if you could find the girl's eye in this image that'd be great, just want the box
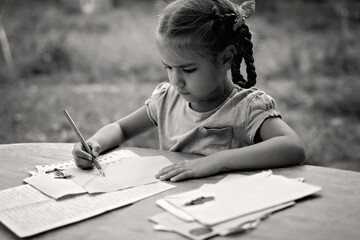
[183,68,196,73]
[164,65,172,70]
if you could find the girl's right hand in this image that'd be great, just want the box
[72,140,101,169]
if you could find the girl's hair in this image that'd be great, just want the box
[157,0,256,88]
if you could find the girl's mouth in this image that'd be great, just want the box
[178,90,189,95]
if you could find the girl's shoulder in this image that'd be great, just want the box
[231,87,279,112]
[146,82,179,106]
[232,87,274,101]
[150,82,172,96]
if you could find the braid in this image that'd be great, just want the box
[215,12,237,24]
[231,24,256,88]
[211,4,257,89]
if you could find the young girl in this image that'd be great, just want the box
[73,0,305,182]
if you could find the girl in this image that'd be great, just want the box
[73,0,305,182]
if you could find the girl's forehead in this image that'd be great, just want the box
[156,35,208,64]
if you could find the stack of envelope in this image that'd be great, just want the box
[150,171,322,240]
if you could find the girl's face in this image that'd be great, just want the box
[156,38,232,112]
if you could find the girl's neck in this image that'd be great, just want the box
[189,81,236,113]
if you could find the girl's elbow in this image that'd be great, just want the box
[291,138,306,165]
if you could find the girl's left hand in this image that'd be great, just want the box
[155,156,221,182]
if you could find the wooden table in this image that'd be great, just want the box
[0,143,359,240]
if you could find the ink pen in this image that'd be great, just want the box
[63,109,105,177]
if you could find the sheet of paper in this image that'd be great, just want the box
[216,173,248,184]
[213,201,295,235]
[150,211,216,240]
[164,172,321,226]
[0,185,50,212]
[156,198,195,222]
[24,174,86,199]
[35,149,139,172]
[150,201,295,240]
[66,156,171,193]
[0,182,175,238]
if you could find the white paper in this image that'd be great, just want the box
[215,173,248,184]
[24,174,86,199]
[164,172,321,226]
[27,154,171,198]
[150,211,215,240]
[35,149,139,172]
[66,156,171,193]
[0,182,175,238]
[150,201,295,240]
[214,201,295,235]
[156,199,195,222]
[0,185,50,212]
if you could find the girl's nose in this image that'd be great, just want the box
[170,69,185,88]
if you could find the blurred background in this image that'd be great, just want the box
[0,0,359,171]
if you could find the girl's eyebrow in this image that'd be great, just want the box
[161,60,195,68]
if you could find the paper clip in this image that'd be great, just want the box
[184,196,215,206]
[45,168,72,179]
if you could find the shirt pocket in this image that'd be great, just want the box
[198,126,233,155]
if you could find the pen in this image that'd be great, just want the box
[63,109,105,177]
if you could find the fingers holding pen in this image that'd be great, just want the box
[74,157,93,169]
[72,142,90,160]
[73,142,92,169]
[72,141,101,169]
[87,139,101,158]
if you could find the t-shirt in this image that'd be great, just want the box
[145,82,281,156]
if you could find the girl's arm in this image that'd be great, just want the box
[73,106,155,168]
[156,117,306,182]
[91,106,155,151]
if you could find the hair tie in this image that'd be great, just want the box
[233,0,255,31]
[233,17,245,31]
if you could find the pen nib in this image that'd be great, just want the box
[100,169,105,177]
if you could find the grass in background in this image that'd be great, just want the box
[0,0,359,171]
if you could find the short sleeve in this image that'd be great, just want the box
[144,82,170,126]
[245,91,281,144]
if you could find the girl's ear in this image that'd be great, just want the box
[220,45,237,69]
